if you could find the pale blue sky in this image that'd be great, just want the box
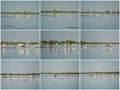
[2,31,39,42]
[81,31,119,42]
[81,1,119,12]
[2,61,39,73]
[81,61,118,72]
[41,1,79,11]
[1,1,39,12]
[41,61,79,72]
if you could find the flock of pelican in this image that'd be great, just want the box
[1,41,78,49]
[89,13,109,17]
[1,41,115,51]
[82,43,114,50]
[2,74,78,81]
[2,74,39,81]
[89,73,118,79]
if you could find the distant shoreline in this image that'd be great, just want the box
[1,41,119,45]
[1,11,119,14]
[1,72,119,75]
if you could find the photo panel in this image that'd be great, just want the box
[41,1,79,30]
[41,60,79,89]
[81,1,119,30]
[81,60,119,89]
[41,31,79,59]
[1,1,39,30]
[1,60,39,89]
[1,31,39,59]
[81,31,119,59]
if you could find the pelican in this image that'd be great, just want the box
[34,43,41,48]
[17,41,29,47]
[1,43,6,48]
[95,13,99,17]
[67,14,71,18]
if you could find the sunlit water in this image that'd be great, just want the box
[81,13,119,29]
[81,44,119,59]
[1,14,39,29]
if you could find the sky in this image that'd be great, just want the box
[81,1,119,12]
[81,61,118,72]
[41,1,79,11]
[41,31,79,41]
[41,61,79,72]
[81,31,119,42]
[2,31,39,42]
[1,1,39,12]
[1,61,39,73]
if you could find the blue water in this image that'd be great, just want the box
[81,44,119,59]
[1,44,119,59]
[1,75,39,89]
[1,14,39,29]
[41,13,79,30]
[81,13,119,29]
[2,13,118,30]
[41,45,79,59]
[81,74,119,89]
[1,45,39,59]
[41,74,79,89]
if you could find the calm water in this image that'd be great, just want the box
[1,45,39,59]
[1,14,39,29]
[41,13,79,29]
[1,44,119,59]
[1,13,118,30]
[81,13,119,29]
[81,44,119,59]
[81,74,119,89]
[41,45,79,59]
[1,75,39,89]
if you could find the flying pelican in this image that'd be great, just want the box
[17,41,30,47]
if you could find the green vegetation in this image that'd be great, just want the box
[1,40,119,45]
[81,10,119,14]
[1,71,119,75]
[41,9,79,13]
[1,11,39,14]
[1,10,119,14]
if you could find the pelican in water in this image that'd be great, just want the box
[1,42,6,48]
[17,41,30,47]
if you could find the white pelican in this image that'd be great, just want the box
[17,41,29,47]
[1,43,6,48]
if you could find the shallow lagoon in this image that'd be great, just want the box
[1,14,39,29]
[81,44,119,59]
[81,13,119,29]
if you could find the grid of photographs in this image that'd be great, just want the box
[0,0,119,89]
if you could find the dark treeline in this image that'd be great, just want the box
[1,40,119,45]
[1,71,119,75]
[1,10,119,14]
